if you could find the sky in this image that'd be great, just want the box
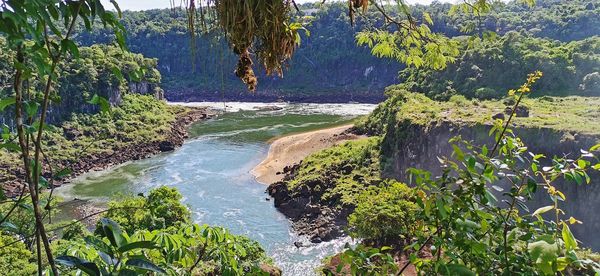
[101,0,454,12]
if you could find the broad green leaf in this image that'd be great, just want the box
[118,240,157,253]
[533,205,553,216]
[57,256,100,276]
[528,240,559,262]
[0,142,21,152]
[61,39,80,58]
[54,167,72,179]
[0,221,19,232]
[0,97,16,111]
[100,218,126,248]
[118,269,137,276]
[56,255,83,267]
[561,222,577,251]
[87,94,111,114]
[84,236,114,257]
[125,258,166,274]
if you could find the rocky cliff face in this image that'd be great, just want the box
[384,121,600,250]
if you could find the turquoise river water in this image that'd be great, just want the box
[57,102,376,275]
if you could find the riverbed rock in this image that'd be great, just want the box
[505,105,530,117]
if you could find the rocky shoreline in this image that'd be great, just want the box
[263,127,365,243]
[268,174,351,243]
[2,107,215,197]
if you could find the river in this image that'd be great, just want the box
[57,102,377,275]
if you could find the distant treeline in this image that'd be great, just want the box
[71,0,600,101]
[400,33,600,99]
[0,39,162,125]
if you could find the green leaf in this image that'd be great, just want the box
[436,198,448,219]
[528,240,559,262]
[0,221,19,232]
[111,66,124,82]
[100,218,126,248]
[533,205,553,216]
[125,258,166,274]
[577,159,587,169]
[56,256,82,267]
[77,262,101,276]
[54,167,72,179]
[452,145,464,161]
[61,39,80,58]
[87,94,111,114]
[110,0,123,18]
[561,222,577,251]
[118,269,137,276]
[39,176,49,188]
[0,97,16,111]
[84,236,114,257]
[118,240,157,253]
[56,256,101,276]
[0,142,21,152]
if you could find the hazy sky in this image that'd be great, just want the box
[101,0,454,11]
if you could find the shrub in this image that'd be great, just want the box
[61,220,91,241]
[348,180,418,246]
[475,87,499,99]
[97,186,191,234]
[0,233,37,276]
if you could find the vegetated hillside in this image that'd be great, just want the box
[411,0,600,41]
[74,0,600,102]
[75,4,401,103]
[358,88,600,249]
[399,33,600,100]
[271,88,600,250]
[0,39,163,125]
[0,94,210,196]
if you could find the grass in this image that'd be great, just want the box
[287,137,382,208]
[361,87,600,136]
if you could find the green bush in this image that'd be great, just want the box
[61,220,91,241]
[474,87,499,99]
[286,137,382,207]
[348,180,418,246]
[0,233,37,276]
[97,186,191,234]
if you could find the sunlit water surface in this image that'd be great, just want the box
[58,102,376,275]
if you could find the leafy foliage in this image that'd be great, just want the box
[0,233,37,276]
[323,245,397,276]
[54,187,274,276]
[71,1,600,100]
[399,32,600,100]
[98,186,191,234]
[348,181,418,247]
[336,73,600,275]
[286,137,382,208]
[0,38,163,124]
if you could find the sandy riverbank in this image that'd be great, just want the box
[251,124,364,184]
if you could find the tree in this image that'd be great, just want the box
[0,1,124,273]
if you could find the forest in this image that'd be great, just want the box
[1,0,600,275]
[73,0,600,102]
